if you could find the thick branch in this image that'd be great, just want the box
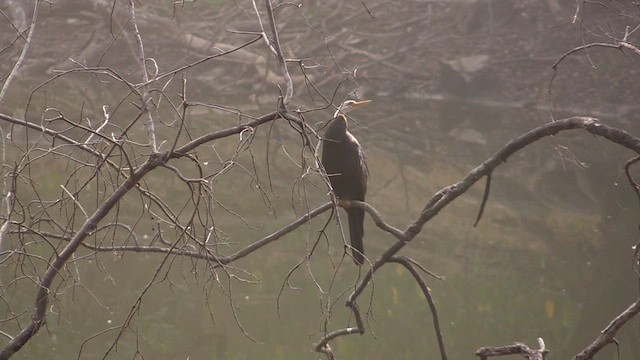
[574,298,640,360]
[0,0,38,108]
[0,153,166,360]
[129,0,157,151]
[320,117,640,357]
[0,107,285,358]
[264,0,293,106]
[379,117,640,266]
[476,339,547,360]
[388,257,447,360]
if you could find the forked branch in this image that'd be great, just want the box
[573,298,640,360]
[316,116,640,359]
[476,338,548,360]
[0,109,284,359]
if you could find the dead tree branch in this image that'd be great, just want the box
[476,338,548,360]
[316,116,640,358]
[128,0,157,152]
[0,0,38,107]
[0,152,160,359]
[0,107,284,358]
[264,0,294,106]
[388,256,447,360]
[2,2,639,359]
[573,298,640,360]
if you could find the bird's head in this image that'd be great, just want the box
[334,99,371,117]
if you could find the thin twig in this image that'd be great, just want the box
[0,0,39,108]
[84,105,110,144]
[60,185,88,220]
[129,0,157,152]
[388,256,447,360]
[574,298,640,360]
[318,117,640,358]
[0,145,13,250]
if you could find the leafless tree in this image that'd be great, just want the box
[0,1,639,359]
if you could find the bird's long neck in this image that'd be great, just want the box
[325,114,348,140]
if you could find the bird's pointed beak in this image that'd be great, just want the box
[350,100,372,109]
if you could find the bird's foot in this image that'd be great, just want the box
[337,199,352,209]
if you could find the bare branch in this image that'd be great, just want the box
[574,298,640,360]
[318,117,640,356]
[474,172,492,227]
[388,256,447,360]
[264,0,294,106]
[138,35,263,87]
[0,154,14,249]
[0,153,166,359]
[171,112,281,157]
[129,0,157,152]
[2,2,640,359]
[225,202,333,264]
[476,340,548,360]
[0,0,38,107]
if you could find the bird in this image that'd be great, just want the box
[321,99,371,265]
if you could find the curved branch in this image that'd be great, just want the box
[316,256,447,360]
[144,35,263,86]
[224,202,333,263]
[128,0,157,151]
[264,0,294,106]
[0,152,166,359]
[0,107,288,358]
[320,117,640,357]
[549,40,640,117]
[388,256,447,360]
[0,0,38,106]
[624,156,640,202]
[476,339,547,360]
[350,200,404,240]
[474,172,492,227]
[379,118,634,271]
[574,298,640,360]
[315,327,363,359]
[170,112,281,157]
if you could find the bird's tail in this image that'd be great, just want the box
[347,208,365,265]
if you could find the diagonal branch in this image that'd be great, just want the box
[574,298,640,360]
[129,0,157,152]
[353,117,640,300]
[476,338,548,360]
[0,152,167,359]
[264,0,294,106]
[170,112,281,157]
[316,116,640,358]
[0,0,38,108]
[0,105,286,358]
[388,256,447,360]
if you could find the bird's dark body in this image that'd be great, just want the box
[322,115,367,265]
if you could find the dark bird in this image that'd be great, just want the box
[321,99,371,265]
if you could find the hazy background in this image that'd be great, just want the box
[1,1,639,359]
